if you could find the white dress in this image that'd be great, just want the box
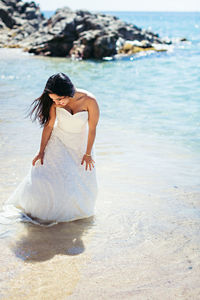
[1,107,98,227]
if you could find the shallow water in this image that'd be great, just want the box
[0,11,200,299]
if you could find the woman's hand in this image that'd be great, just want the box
[81,154,95,171]
[32,152,45,166]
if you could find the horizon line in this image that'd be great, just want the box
[42,9,200,13]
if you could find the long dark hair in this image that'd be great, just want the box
[27,73,75,127]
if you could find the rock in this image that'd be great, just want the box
[118,40,168,55]
[0,5,16,28]
[0,0,187,59]
[69,42,91,60]
[0,0,44,47]
[93,34,117,58]
[27,8,163,59]
[180,37,188,42]
[0,18,6,28]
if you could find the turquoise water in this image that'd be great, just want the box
[0,12,200,298]
[33,11,200,154]
[0,11,199,186]
[0,12,199,194]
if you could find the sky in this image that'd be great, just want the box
[32,0,200,12]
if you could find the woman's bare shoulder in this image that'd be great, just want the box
[76,88,96,100]
[52,103,61,109]
[49,103,57,112]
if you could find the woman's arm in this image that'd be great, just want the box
[32,104,56,166]
[86,97,100,154]
[81,97,100,171]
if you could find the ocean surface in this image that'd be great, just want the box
[0,12,199,299]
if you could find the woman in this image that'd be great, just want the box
[3,72,100,226]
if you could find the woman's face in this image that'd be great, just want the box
[49,93,71,106]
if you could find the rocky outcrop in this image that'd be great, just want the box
[27,7,171,59]
[0,0,45,47]
[0,0,186,60]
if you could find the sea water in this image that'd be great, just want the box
[0,12,199,299]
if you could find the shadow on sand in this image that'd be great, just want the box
[10,215,96,262]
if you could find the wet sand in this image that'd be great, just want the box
[0,217,95,299]
[0,163,200,299]
[1,132,200,299]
